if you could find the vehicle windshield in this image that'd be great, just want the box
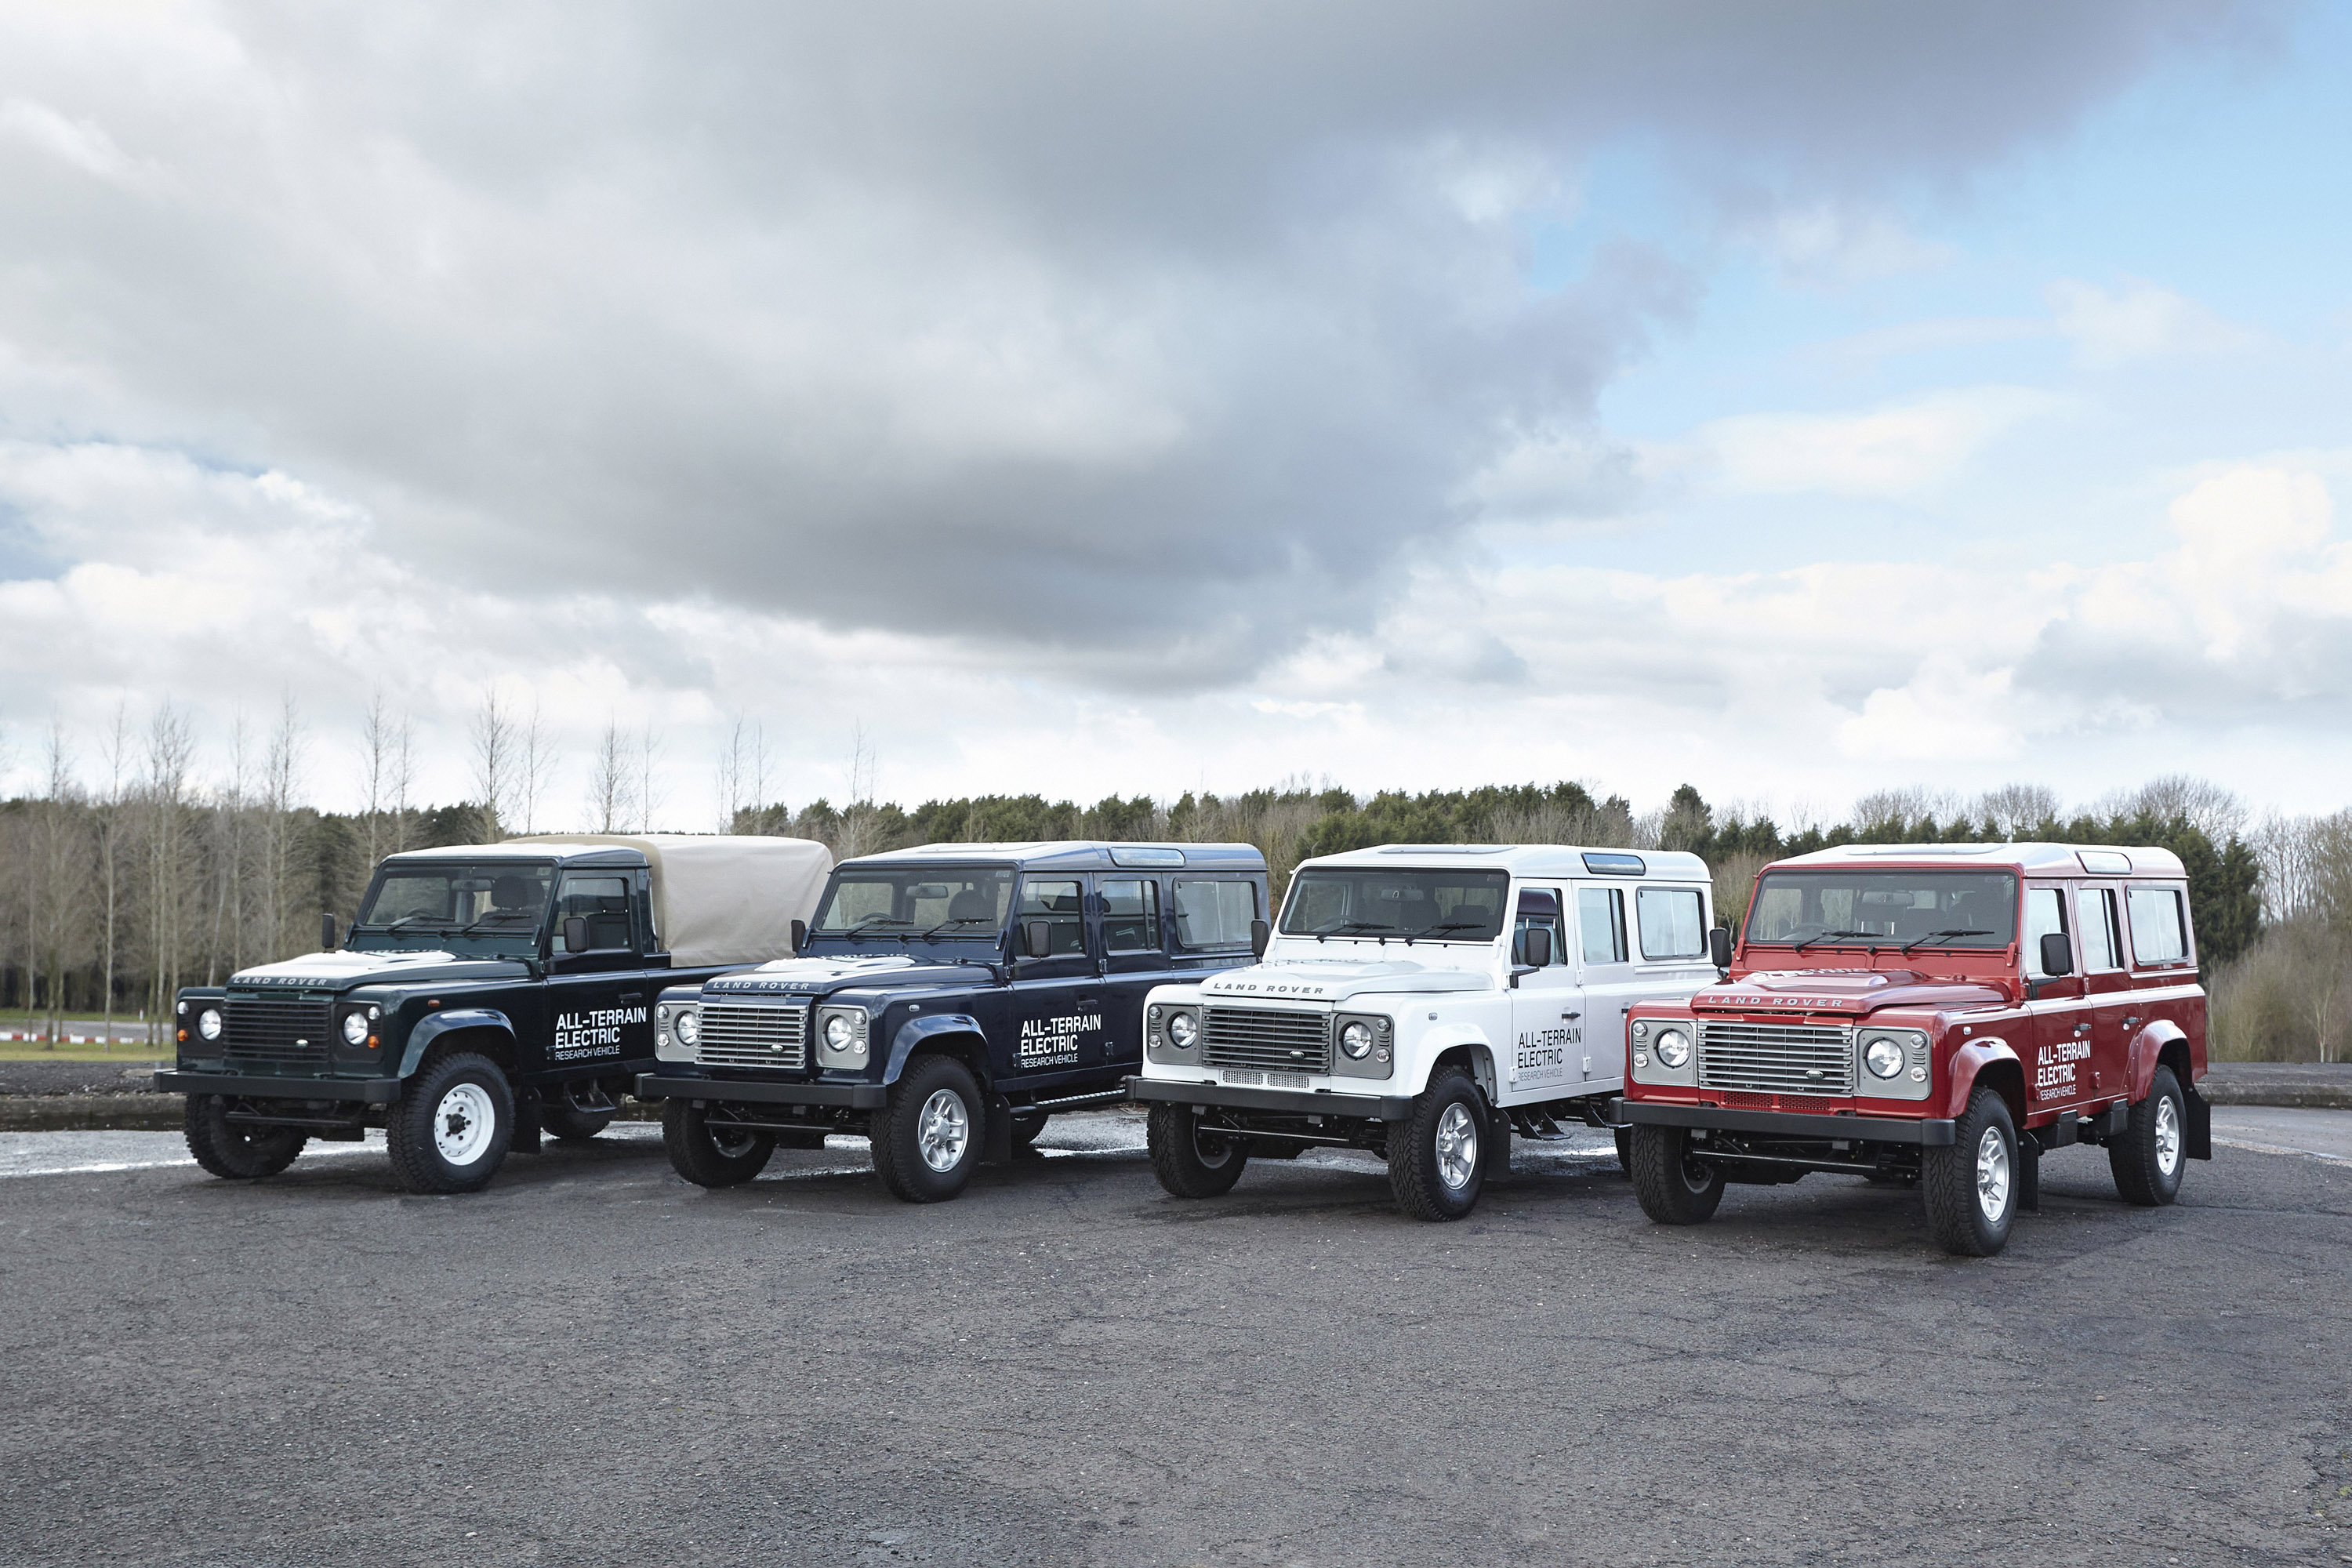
[811,866,1015,942]
[350,862,554,951]
[1744,869,2018,953]
[1279,869,1508,942]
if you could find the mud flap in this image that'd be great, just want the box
[2017,1130,2040,1214]
[982,1092,1014,1165]
[2184,1083,2212,1161]
[512,1087,543,1155]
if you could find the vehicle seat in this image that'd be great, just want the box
[491,875,536,912]
[949,889,994,924]
[1892,907,1941,942]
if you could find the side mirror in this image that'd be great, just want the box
[564,915,590,954]
[321,913,338,952]
[789,918,807,956]
[1523,927,1554,969]
[1708,927,1733,971]
[2038,931,2074,978]
[1250,919,1270,959]
[1022,920,1054,960]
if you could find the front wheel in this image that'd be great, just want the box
[183,1095,307,1180]
[2110,1065,2187,1207]
[870,1056,983,1203]
[662,1099,776,1187]
[386,1053,514,1195]
[1924,1087,2020,1256]
[1388,1067,1490,1221]
[1628,1123,1725,1225]
[542,1083,618,1143]
[1147,1102,1250,1197]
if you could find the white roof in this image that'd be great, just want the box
[1298,844,1711,882]
[500,834,834,965]
[1776,842,2188,879]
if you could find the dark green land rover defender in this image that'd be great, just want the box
[157,834,831,1193]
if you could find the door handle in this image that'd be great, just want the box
[1563,1011,1581,1021]
[2073,1022,2091,1036]
[620,992,644,1004]
[2122,1015,2140,1028]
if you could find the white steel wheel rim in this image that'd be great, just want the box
[1434,1102,1479,1191]
[434,1083,497,1167]
[2155,1095,2181,1177]
[1975,1126,2011,1222]
[917,1089,970,1172]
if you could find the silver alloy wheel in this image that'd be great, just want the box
[1433,1102,1479,1191]
[434,1082,497,1167]
[2155,1094,2181,1176]
[1974,1124,2010,1222]
[917,1087,971,1172]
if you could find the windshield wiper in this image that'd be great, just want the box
[919,917,998,940]
[1791,928,1878,952]
[1421,921,1493,938]
[455,913,540,936]
[840,919,916,942]
[1311,920,1396,943]
[1899,927,1994,955]
[370,913,452,933]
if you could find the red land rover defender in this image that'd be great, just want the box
[1621,844,2210,1257]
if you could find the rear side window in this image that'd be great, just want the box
[1099,879,1162,953]
[1172,880,1257,949]
[2076,887,2122,971]
[1578,887,1626,964]
[2127,887,2190,965]
[1636,887,1704,960]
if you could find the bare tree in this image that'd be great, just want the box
[361,689,392,868]
[517,697,550,835]
[262,695,307,960]
[835,723,880,861]
[587,716,633,832]
[2108,775,2247,840]
[33,717,85,1043]
[390,706,416,854]
[751,720,771,829]
[142,702,197,1047]
[471,686,515,840]
[1976,782,2060,841]
[98,704,132,1028]
[635,721,666,833]
[717,715,746,832]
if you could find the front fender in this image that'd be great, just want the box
[1401,1023,1497,1100]
[883,1013,989,1087]
[1941,1038,2024,1122]
[2129,1019,2191,1101]
[397,1007,518,1078]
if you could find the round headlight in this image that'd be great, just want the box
[196,1007,223,1042]
[675,1009,699,1046]
[1339,1020,1373,1059]
[340,1011,370,1046]
[1866,1037,1905,1079]
[1167,1011,1198,1049]
[824,1014,858,1052]
[1653,1028,1691,1069]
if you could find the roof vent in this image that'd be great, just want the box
[1581,852,1647,877]
[2077,849,2133,875]
[1108,847,1185,868]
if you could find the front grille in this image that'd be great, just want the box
[223,993,332,1063]
[695,1003,808,1070]
[1203,1007,1330,1075]
[1698,1021,1853,1096]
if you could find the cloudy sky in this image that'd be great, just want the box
[3,1,2349,827]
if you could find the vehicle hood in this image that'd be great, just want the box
[1200,957,1490,1004]
[227,949,531,990]
[1698,968,2008,1017]
[702,953,996,999]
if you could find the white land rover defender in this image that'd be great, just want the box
[1129,844,1719,1220]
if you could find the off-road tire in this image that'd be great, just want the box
[1613,1126,1633,1177]
[869,1056,984,1203]
[662,1099,776,1187]
[1009,1112,1049,1152]
[183,1094,307,1180]
[1924,1087,2020,1257]
[2110,1065,2187,1207]
[1629,1123,1726,1224]
[1388,1067,1490,1221]
[541,1085,618,1143]
[1147,1102,1250,1197]
[386,1052,514,1195]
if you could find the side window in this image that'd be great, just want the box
[1636,887,1705,960]
[2024,887,2069,977]
[2076,887,2122,971]
[1577,887,1627,965]
[1100,879,1162,953]
[1018,878,1087,956]
[553,873,633,953]
[2126,887,2190,966]
[1172,879,1257,950]
[1512,889,1564,967]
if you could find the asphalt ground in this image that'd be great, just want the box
[2,1114,2348,1567]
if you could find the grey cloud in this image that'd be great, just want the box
[0,1,2272,689]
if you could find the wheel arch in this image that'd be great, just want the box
[397,1010,520,1080]
[2130,1019,2192,1102]
[884,1014,993,1092]
[1428,1040,1499,1104]
[1944,1038,2026,1125]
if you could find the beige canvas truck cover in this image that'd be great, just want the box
[504,834,834,965]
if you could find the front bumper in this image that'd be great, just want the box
[156,1070,403,1104]
[635,1073,887,1110]
[1623,1099,1955,1146]
[1126,1076,1413,1121]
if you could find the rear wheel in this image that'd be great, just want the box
[1628,1124,1725,1225]
[542,1083,618,1143]
[386,1053,514,1195]
[183,1095,307,1180]
[662,1099,775,1187]
[2110,1065,2187,1207]
[1147,1102,1249,1197]
[1389,1067,1490,1221]
[870,1056,984,1203]
[1924,1087,2019,1256]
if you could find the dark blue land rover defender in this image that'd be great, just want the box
[158,835,830,1194]
[637,840,1270,1202]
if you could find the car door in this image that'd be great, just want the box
[1572,884,1637,1087]
[1097,875,1171,1071]
[1007,874,1107,1087]
[2023,882,2091,1114]
[2074,882,2130,1103]
[543,869,652,1083]
[1506,886,1583,1102]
